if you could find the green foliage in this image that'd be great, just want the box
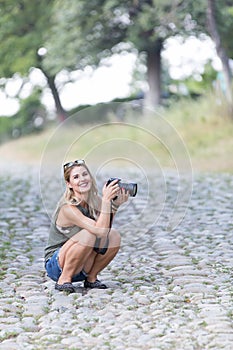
[43,0,127,71]
[170,62,218,98]
[0,0,232,121]
[183,0,208,33]
[0,0,55,77]
[0,0,69,120]
[42,0,212,110]
[0,90,46,142]
[126,0,188,50]
[68,103,110,124]
[42,0,85,75]
[215,1,233,58]
[0,117,13,142]
[1,94,233,173]
[189,0,233,59]
[44,0,199,69]
[12,90,46,135]
[16,90,44,124]
[67,94,143,124]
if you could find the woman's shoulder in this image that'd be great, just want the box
[56,203,83,227]
[59,202,80,215]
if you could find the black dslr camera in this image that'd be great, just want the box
[106,177,137,199]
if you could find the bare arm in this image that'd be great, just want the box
[57,179,120,237]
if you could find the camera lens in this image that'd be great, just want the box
[106,178,137,197]
[119,182,137,197]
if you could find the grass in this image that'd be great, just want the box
[0,93,233,173]
[164,93,233,173]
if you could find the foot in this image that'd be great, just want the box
[55,282,76,293]
[84,278,107,289]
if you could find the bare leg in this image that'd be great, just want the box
[85,228,121,283]
[57,230,96,285]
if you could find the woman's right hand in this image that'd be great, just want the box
[102,179,120,202]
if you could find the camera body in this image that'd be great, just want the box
[106,177,137,198]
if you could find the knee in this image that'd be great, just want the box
[109,228,121,248]
[78,229,96,247]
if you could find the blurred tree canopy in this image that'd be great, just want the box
[187,0,233,106]
[0,0,232,122]
[0,0,54,76]
[0,0,67,120]
[45,0,198,109]
[207,0,233,106]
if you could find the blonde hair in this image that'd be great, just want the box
[59,162,100,219]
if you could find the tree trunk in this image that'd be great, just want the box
[144,39,163,111]
[41,69,67,122]
[207,0,232,108]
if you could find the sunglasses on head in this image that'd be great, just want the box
[63,159,85,170]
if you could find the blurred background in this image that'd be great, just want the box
[0,0,233,173]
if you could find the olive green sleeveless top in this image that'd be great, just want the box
[44,204,94,262]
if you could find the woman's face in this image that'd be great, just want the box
[67,165,92,195]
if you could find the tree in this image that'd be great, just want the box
[46,0,195,110]
[187,0,233,110]
[207,0,232,106]
[0,0,67,121]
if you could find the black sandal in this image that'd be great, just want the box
[55,282,76,293]
[84,279,107,289]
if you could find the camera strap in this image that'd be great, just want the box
[76,203,112,255]
[93,207,113,255]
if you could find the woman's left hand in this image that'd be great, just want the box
[113,188,129,206]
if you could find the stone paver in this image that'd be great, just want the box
[0,165,232,349]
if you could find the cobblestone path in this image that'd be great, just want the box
[0,166,232,349]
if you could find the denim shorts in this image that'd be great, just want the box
[45,249,87,282]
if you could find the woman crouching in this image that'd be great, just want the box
[44,159,129,293]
